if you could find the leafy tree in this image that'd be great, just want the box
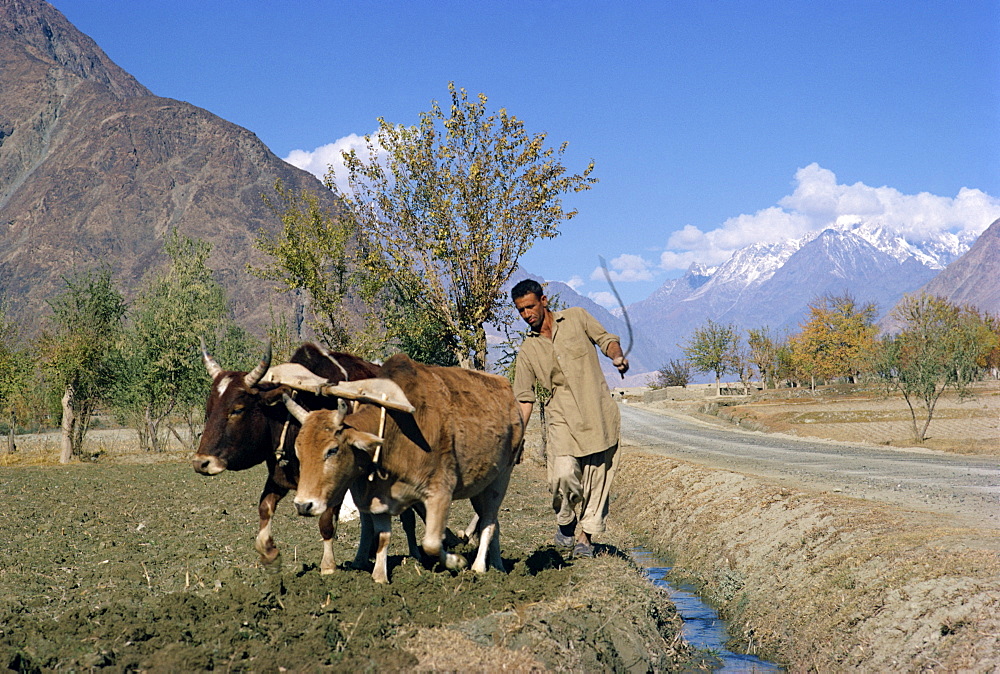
[251,180,358,349]
[747,327,781,389]
[774,340,796,388]
[39,268,127,462]
[331,83,596,370]
[113,231,242,452]
[790,293,878,387]
[0,298,34,452]
[649,359,692,389]
[872,294,999,442]
[731,339,755,395]
[682,319,740,395]
[251,181,458,365]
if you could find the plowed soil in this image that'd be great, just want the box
[0,434,692,672]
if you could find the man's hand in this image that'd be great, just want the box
[608,342,629,378]
[612,355,630,376]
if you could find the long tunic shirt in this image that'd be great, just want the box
[512,307,621,458]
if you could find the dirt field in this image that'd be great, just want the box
[707,380,1000,455]
[2,382,997,671]
[0,433,692,672]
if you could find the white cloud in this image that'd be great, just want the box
[657,163,1000,272]
[564,275,585,291]
[588,253,655,283]
[588,291,618,308]
[283,131,382,194]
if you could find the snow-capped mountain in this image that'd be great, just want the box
[625,220,975,371]
[830,219,975,269]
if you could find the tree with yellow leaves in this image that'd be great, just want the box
[331,83,596,370]
[790,293,878,388]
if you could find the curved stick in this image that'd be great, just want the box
[598,255,634,359]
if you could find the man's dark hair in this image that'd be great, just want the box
[511,279,544,302]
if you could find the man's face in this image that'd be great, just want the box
[514,292,548,331]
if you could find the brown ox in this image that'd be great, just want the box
[192,341,415,573]
[277,353,523,583]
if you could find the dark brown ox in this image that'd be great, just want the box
[193,341,387,573]
[279,353,524,583]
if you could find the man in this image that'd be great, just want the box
[510,279,628,558]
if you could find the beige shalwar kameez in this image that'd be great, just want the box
[512,307,621,534]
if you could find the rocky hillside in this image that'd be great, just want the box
[0,0,335,332]
[910,217,1000,316]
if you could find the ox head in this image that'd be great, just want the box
[192,340,277,475]
[273,376,415,518]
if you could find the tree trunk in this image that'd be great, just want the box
[6,410,15,453]
[60,386,75,464]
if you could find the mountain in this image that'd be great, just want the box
[626,222,964,370]
[0,0,335,331]
[906,217,1000,316]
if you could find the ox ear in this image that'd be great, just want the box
[320,378,416,414]
[343,428,383,456]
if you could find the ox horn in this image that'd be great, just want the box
[200,337,223,379]
[282,393,310,425]
[244,341,273,388]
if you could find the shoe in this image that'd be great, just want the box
[572,542,594,558]
[553,531,575,549]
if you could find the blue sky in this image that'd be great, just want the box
[54,1,1000,305]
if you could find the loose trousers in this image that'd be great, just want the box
[547,443,618,535]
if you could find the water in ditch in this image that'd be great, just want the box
[631,547,783,672]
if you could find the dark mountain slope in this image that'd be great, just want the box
[911,217,1000,316]
[0,0,334,330]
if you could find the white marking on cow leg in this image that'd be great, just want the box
[321,538,336,575]
[319,508,337,575]
[471,521,496,573]
[254,520,273,558]
[443,549,467,571]
[462,514,480,546]
[255,496,281,565]
[371,514,392,584]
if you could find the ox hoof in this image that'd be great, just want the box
[259,552,282,569]
[320,567,336,576]
[444,553,467,571]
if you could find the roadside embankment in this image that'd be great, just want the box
[613,449,1000,671]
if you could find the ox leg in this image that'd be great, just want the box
[422,494,466,572]
[471,521,498,574]
[469,472,512,573]
[319,506,338,575]
[254,484,288,567]
[351,481,376,569]
[353,512,375,569]
[371,513,392,584]
[399,507,421,559]
[462,514,480,546]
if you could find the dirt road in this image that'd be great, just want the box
[621,403,1000,528]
